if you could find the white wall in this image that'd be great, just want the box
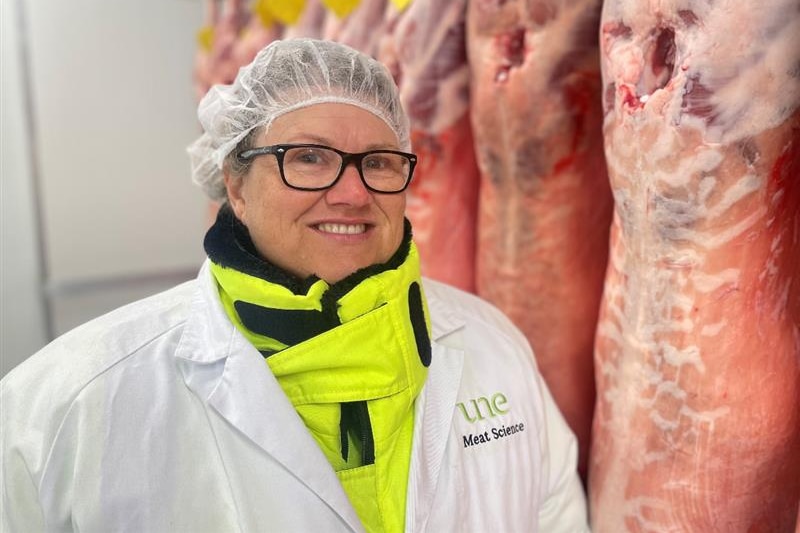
[1,0,48,377]
[2,0,209,377]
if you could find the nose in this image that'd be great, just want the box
[325,162,371,206]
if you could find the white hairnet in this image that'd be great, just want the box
[187,38,411,202]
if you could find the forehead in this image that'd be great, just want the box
[263,103,399,148]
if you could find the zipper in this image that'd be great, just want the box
[356,401,375,465]
[340,401,375,465]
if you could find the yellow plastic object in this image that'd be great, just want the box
[253,0,305,26]
[389,0,413,11]
[322,0,360,18]
[196,26,215,52]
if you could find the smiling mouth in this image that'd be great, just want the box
[316,223,367,235]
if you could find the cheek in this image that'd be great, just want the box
[244,185,316,242]
[236,181,272,232]
[383,196,407,243]
[387,196,407,225]
[240,174,277,214]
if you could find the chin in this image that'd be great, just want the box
[322,270,357,284]
[319,260,373,284]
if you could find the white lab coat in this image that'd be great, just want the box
[1,261,589,532]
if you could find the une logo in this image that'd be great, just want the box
[456,392,509,423]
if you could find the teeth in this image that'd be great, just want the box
[318,223,366,235]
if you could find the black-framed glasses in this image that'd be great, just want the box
[236,143,418,194]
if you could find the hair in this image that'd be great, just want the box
[222,126,264,180]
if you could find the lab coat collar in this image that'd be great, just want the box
[424,280,464,342]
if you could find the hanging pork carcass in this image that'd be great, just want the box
[379,0,479,293]
[193,1,219,102]
[589,1,800,531]
[323,0,389,58]
[231,9,284,70]
[466,0,612,476]
[194,0,248,101]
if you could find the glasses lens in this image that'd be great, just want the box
[282,146,341,189]
[280,146,412,192]
[362,152,411,192]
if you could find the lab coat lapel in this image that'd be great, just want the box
[405,296,466,532]
[211,341,363,532]
[176,263,363,532]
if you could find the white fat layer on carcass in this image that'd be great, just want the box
[759,234,785,280]
[602,0,800,144]
[668,208,765,248]
[608,177,763,252]
[597,244,721,412]
[699,321,726,337]
[654,380,686,401]
[651,146,723,189]
[658,249,700,268]
[690,268,738,293]
[622,497,680,533]
[596,158,760,476]
[766,190,786,229]
[606,115,765,249]
[594,212,741,529]
[751,278,794,341]
[755,220,794,321]
[661,341,704,371]
[621,402,728,528]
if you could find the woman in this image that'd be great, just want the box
[1,39,588,532]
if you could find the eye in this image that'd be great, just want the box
[289,148,328,165]
[364,154,391,170]
[364,153,408,174]
[364,158,382,170]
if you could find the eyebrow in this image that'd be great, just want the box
[285,134,398,151]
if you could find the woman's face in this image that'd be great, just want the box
[225,103,407,284]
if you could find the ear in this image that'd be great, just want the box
[224,172,247,221]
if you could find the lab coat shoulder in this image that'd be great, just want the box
[421,278,590,532]
[2,278,195,416]
[1,280,196,531]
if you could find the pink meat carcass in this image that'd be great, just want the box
[323,0,389,58]
[589,1,800,531]
[231,10,284,70]
[466,0,612,476]
[192,0,219,102]
[380,0,479,293]
[208,0,248,86]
